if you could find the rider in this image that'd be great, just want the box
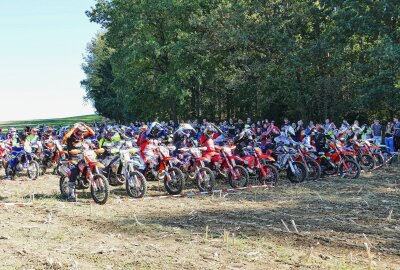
[233,127,255,156]
[139,122,163,172]
[6,128,21,147]
[199,124,221,165]
[173,123,196,150]
[63,123,95,202]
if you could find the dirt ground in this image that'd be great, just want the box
[0,164,399,270]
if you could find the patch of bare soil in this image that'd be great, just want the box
[0,165,399,269]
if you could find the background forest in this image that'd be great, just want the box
[82,0,400,123]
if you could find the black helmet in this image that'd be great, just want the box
[147,122,163,138]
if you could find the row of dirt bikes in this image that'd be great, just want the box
[0,129,395,205]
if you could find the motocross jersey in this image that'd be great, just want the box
[63,125,95,163]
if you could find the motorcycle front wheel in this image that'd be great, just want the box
[360,154,375,171]
[90,174,110,205]
[197,167,215,192]
[287,161,307,183]
[59,176,69,199]
[27,161,40,180]
[228,165,249,188]
[305,159,321,181]
[339,160,361,179]
[259,164,279,185]
[164,167,185,195]
[126,170,147,198]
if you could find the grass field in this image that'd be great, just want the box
[0,114,103,129]
[0,164,399,269]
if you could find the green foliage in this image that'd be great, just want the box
[82,0,400,123]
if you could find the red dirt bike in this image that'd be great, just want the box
[294,143,322,181]
[143,144,185,195]
[0,141,10,168]
[35,139,68,175]
[363,139,385,167]
[203,145,249,188]
[239,145,279,185]
[178,146,216,192]
[342,140,375,171]
[59,148,110,205]
[316,140,361,179]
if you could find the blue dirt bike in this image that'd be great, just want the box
[4,145,40,180]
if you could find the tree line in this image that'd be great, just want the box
[81,0,400,124]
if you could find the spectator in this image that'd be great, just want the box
[324,118,336,131]
[393,118,400,151]
[281,118,291,129]
[295,120,304,142]
[371,119,382,144]
[385,122,394,152]
[308,121,315,130]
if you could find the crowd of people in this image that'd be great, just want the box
[111,117,400,153]
[1,117,400,154]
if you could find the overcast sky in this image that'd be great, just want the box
[0,0,99,121]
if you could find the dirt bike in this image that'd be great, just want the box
[104,146,148,198]
[34,139,66,175]
[239,145,279,185]
[0,141,10,168]
[143,144,185,195]
[363,139,385,166]
[272,144,307,183]
[178,146,216,192]
[316,141,361,179]
[204,145,249,188]
[59,148,109,205]
[5,144,40,180]
[348,140,375,171]
[294,143,322,181]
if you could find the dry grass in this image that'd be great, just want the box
[0,165,399,269]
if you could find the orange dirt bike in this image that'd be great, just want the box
[316,140,361,179]
[59,148,110,204]
[143,144,185,195]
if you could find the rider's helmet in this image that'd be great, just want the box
[286,126,295,137]
[105,128,114,141]
[146,122,163,139]
[73,125,87,138]
[140,124,148,132]
[176,123,195,138]
[9,127,17,137]
[203,124,217,138]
